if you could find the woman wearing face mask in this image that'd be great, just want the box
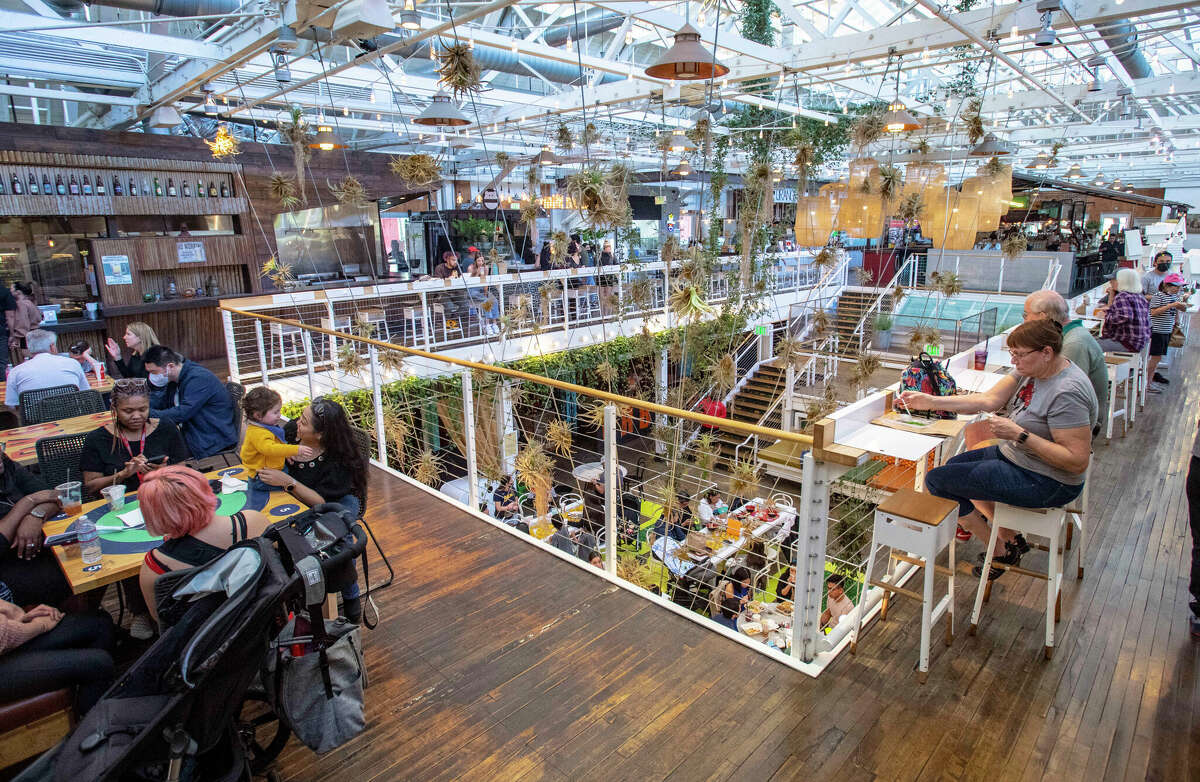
[104,322,160,380]
[1142,251,1174,299]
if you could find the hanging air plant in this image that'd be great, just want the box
[667,377,698,409]
[1001,232,1028,261]
[519,197,541,226]
[686,116,712,157]
[261,255,295,289]
[935,271,963,298]
[382,408,412,465]
[859,269,875,286]
[328,175,369,208]
[579,122,600,147]
[898,191,926,225]
[878,164,903,202]
[802,393,838,431]
[629,277,654,310]
[891,284,906,305]
[851,109,886,150]
[515,441,554,520]
[595,361,619,386]
[981,155,1007,178]
[908,325,942,354]
[813,245,838,269]
[849,351,882,390]
[205,124,240,160]
[389,153,441,189]
[693,432,718,477]
[793,143,814,190]
[551,230,569,261]
[668,283,716,322]
[270,173,299,209]
[913,137,932,157]
[546,418,574,457]
[775,335,805,370]
[1048,141,1065,167]
[632,325,656,358]
[494,151,510,167]
[962,98,984,145]
[811,309,831,336]
[565,165,631,230]
[651,478,681,521]
[710,353,737,393]
[436,42,483,100]
[413,448,443,487]
[555,123,574,152]
[660,234,680,268]
[378,349,406,376]
[729,457,761,499]
[337,342,366,378]
[579,401,607,430]
[280,106,311,205]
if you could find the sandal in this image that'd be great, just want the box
[973,540,1023,580]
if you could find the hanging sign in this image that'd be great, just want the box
[481,188,500,209]
[177,241,206,263]
[773,188,797,204]
[101,255,132,286]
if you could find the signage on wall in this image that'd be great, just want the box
[481,188,500,209]
[177,241,206,264]
[101,254,132,286]
[540,193,581,210]
[773,188,798,204]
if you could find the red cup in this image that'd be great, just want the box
[973,349,987,370]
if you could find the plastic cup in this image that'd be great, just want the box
[974,348,988,370]
[101,484,125,511]
[56,481,82,516]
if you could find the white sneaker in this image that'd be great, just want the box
[130,613,156,640]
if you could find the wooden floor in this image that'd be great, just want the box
[276,346,1200,782]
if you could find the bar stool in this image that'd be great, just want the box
[320,314,353,361]
[269,321,304,367]
[710,274,729,300]
[969,502,1069,660]
[541,290,565,324]
[1102,354,1134,440]
[431,302,464,341]
[401,306,428,346]
[1063,463,1091,579]
[852,488,960,682]
[568,286,599,321]
[356,307,390,342]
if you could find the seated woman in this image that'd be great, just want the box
[899,319,1097,580]
[138,465,270,620]
[1095,268,1151,354]
[105,321,160,380]
[711,566,752,631]
[775,566,796,602]
[492,475,521,521]
[0,455,71,607]
[0,600,115,716]
[80,378,190,496]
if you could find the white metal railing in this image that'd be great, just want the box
[843,255,920,356]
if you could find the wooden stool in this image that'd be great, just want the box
[852,488,960,683]
[970,503,1068,660]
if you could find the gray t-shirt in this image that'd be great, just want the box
[1061,321,1109,426]
[999,362,1098,485]
[1142,269,1167,296]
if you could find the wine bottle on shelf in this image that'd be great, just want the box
[112,176,123,196]
[95,175,106,196]
[32,174,41,195]
[197,179,206,198]
[219,180,230,198]
[153,177,163,197]
[55,174,66,196]
[128,177,137,196]
[69,174,80,195]
[207,181,217,197]
[81,175,92,196]
[181,179,190,197]
[143,179,151,196]
[167,178,177,197]
[11,172,22,195]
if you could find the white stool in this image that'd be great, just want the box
[541,289,565,324]
[356,308,391,342]
[970,503,1068,660]
[320,314,352,361]
[269,322,304,367]
[710,274,729,301]
[401,306,428,346]
[1103,354,1134,440]
[853,488,960,683]
[568,287,599,321]
[1063,463,1090,579]
[431,302,464,341]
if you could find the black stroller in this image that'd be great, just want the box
[17,503,368,782]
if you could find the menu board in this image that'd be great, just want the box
[177,241,206,263]
[101,254,132,285]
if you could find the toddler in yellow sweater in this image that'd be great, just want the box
[240,386,313,490]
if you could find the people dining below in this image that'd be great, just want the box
[138,465,270,620]
[1023,290,1108,435]
[712,566,752,631]
[67,340,105,378]
[432,250,461,279]
[239,386,312,493]
[492,475,521,521]
[1095,268,1150,354]
[80,378,189,496]
[581,474,608,534]
[0,453,71,607]
[9,282,42,354]
[3,329,90,409]
[696,489,725,527]
[0,279,16,378]
[775,566,796,602]
[0,599,115,717]
[819,575,853,630]
[599,241,614,265]
[899,319,1097,580]
[143,345,237,461]
[1141,250,1173,297]
[104,321,159,380]
[1146,273,1189,394]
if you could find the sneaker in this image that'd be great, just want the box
[955,525,972,542]
[129,613,156,640]
[1153,373,1170,384]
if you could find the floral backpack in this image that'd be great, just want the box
[899,352,958,419]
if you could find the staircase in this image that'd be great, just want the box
[834,290,892,356]
[704,362,787,464]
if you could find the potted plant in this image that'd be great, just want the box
[873,313,894,350]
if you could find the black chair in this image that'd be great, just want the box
[30,389,106,425]
[35,432,93,498]
[350,426,393,593]
[18,384,78,425]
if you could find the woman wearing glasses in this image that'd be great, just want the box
[898,319,1097,580]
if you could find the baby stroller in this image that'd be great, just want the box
[17,504,368,782]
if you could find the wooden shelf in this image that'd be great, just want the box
[0,193,246,217]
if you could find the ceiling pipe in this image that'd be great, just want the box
[1094,22,1153,80]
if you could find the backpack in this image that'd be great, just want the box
[899,353,958,419]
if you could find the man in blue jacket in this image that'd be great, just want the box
[143,345,237,459]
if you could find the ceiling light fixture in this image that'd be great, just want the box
[201,86,218,116]
[412,92,469,127]
[668,130,694,152]
[309,125,346,151]
[534,145,556,165]
[1034,1,1059,47]
[1027,150,1054,169]
[970,132,1014,157]
[644,23,729,81]
[671,158,692,177]
[1065,163,1084,179]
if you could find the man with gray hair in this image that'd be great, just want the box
[3,328,89,408]
[1023,289,1109,436]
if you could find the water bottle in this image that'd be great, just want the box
[78,519,102,565]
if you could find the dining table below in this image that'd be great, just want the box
[0,410,111,466]
[651,498,794,577]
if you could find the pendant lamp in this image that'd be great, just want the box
[671,158,692,177]
[1027,150,1054,170]
[883,101,921,133]
[668,130,694,152]
[644,23,729,81]
[412,92,469,127]
[309,125,346,151]
[399,0,420,30]
[969,132,1014,157]
[1065,163,1084,179]
[533,145,556,165]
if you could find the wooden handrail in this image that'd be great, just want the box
[221,304,815,447]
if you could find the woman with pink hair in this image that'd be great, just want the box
[137,465,270,620]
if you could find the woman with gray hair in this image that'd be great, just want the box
[1095,268,1151,353]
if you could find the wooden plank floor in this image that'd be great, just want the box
[276,344,1200,782]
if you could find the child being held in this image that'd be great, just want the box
[240,386,313,492]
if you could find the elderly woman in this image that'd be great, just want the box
[1095,268,1151,354]
[899,319,1097,579]
[104,321,160,380]
[138,465,270,620]
[81,378,190,495]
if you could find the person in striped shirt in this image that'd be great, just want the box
[1146,273,1190,393]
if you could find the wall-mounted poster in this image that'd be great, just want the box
[177,241,206,263]
[101,255,132,286]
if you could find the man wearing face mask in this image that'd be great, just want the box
[142,345,237,460]
[1142,251,1174,298]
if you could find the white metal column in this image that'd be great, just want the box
[462,369,479,511]
[368,345,387,469]
[792,451,832,663]
[254,321,269,385]
[603,404,618,576]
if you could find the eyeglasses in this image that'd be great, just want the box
[113,378,149,392]
[1008,348,1046,361]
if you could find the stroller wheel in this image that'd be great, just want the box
[237,692,291,774]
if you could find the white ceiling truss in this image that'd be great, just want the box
[0,0,1196,188]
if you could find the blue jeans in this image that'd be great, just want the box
[924,446,1083,518]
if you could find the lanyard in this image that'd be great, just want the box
[118,426,148,483]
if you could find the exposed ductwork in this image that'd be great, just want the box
[48,0,241,16]
[1094,22,1153,80]
[541,13,625,47]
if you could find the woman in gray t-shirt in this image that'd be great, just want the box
[898,319,1097,580]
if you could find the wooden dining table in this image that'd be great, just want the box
[0,410,111,466]
[0,372,114,403]
[43,465,308,595]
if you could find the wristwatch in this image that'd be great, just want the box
[285,482,296,494]
[29,507,47,519]
[1017,430,1030,445]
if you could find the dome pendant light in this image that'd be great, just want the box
[644,23,729,81]
[969,132,1014,157]
[671,158,692,177]
[1027,150,1054,170]
[1065,163,1084,179]
[668,130,694,152]
[309,124,346,151]
[412,92,470,127]
[882,101,921,133]
[533,145,557,165]
[399,0,420,30]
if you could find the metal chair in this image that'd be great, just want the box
[351,426,393,593]
[30,389,106,424]
[36,432,92,497]
[18,384,78,425]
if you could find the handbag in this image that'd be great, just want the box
[1169,324,1186,348]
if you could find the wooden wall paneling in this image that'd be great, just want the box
[105,306,226,362]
